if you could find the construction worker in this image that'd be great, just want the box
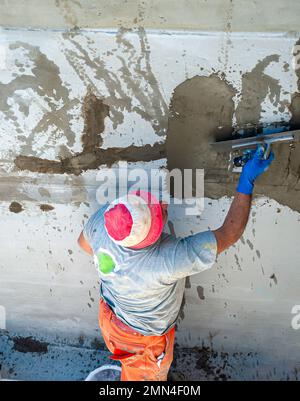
[78,146,274,381]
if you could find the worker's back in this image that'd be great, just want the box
[83,205,217,336]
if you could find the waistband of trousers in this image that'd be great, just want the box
[100,298,142,336]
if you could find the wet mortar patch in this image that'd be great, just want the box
[166,74,237,199]
[166,50,300,212]
[235,55,281,126]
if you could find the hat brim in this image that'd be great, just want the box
[129,190,163,250]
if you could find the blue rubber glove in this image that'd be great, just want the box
[236,145,275,195]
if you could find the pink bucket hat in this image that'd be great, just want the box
[104,190,163,249]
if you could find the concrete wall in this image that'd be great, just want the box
[1,0,300,32]
[1,1,300,380]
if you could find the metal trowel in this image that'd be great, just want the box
[211,124,300,167]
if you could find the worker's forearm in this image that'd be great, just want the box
[222,192,252,242]
[213,146,274,254]
[213,192,252,253]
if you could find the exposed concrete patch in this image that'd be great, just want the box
[9,201,23,213]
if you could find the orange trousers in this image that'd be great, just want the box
[99,298,175,381]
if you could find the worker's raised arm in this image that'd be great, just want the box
[213,192,251,254]
[213,146,274,254]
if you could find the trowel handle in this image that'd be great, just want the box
[233,144,272,167]
[263,143,271,160]
[233,149,255,167]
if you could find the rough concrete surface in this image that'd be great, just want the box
[1,4,300,381]
[0,0,300,32]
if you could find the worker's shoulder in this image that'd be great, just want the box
[159,229,214,243]
[83,204,107,235]
[155,232,181,249]
[160,229,216,251]
[87,204,108,222]
[95,203,108,215]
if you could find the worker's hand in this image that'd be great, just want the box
[236,145,274,195]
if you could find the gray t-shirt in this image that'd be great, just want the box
[83,205,217,336]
